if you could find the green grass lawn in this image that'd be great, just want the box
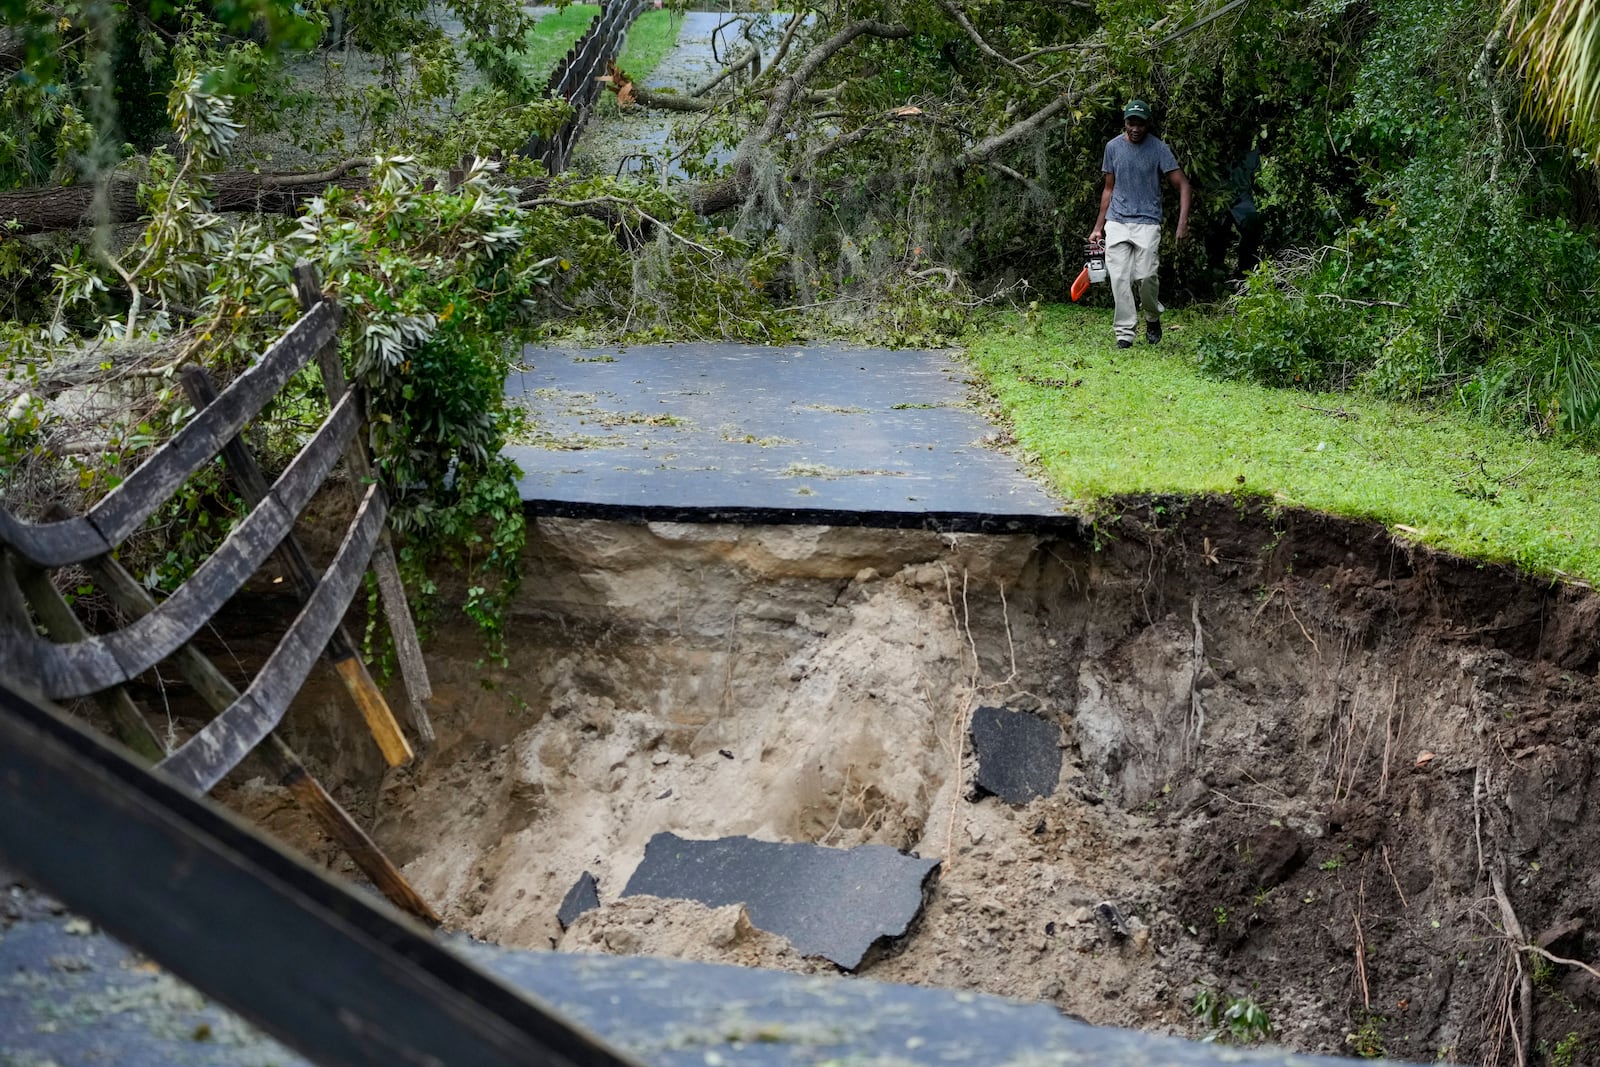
[970,304,1600,583]
[617,9,682,83]
[518,5,601,84]
[518,7,682,87]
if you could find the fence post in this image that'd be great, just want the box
[292,262,436,748]
[178,365,414,768]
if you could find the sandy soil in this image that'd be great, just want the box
[218,499,1600,1065]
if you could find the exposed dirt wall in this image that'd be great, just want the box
[228,498,1600,1065]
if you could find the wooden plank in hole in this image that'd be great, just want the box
[80,549,440,925]
[1,554,166,763]
[0,506,111,570]
[0,680,642,1067]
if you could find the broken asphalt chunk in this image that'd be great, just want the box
[970,705,1062,805]
[621,832,940,970]
[557,871,601,931]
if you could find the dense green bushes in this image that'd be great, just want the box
[1188,0,1600,443]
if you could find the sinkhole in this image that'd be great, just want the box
[217,497,1600,1065]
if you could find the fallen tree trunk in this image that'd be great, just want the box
[0,163,370,236]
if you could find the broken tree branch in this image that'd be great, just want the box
[757,19,911,144]
[1155,0,1251,46]
[986,161,1049,199]
[953,86,1092,169]
[1490,865,1533,1067]
[907,265,958,290]
[1015,40,1103,61]
[796,105,937,172]
[693,44,760,97]
[520,195,722,257]
[623,84,715,112]
[937,0,1028,74]
[753,7,807,86]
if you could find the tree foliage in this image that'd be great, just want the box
[0,4,779,646]
[1508,0,1600,160]
[8,0,1600,654]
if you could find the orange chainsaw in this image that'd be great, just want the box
[1070,239,1108,301]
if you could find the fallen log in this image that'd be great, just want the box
[0,162,370,236]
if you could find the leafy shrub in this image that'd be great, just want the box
[1192,986,1273,1045]
[1188,0,1600,447]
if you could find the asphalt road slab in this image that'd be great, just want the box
[505,342,1071,532]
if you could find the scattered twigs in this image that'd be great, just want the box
[1382,844,1409,908]
[1208,787,1276,811]
[519,195,723,257]
[1187,598,1206,759]
[1296,402,1358,420]
[1489,865,1532,1067]
[1379,677,1398,800]
[1524,943,1600,983]
[1311,293,1407,309]
[1353,866,1371,1010]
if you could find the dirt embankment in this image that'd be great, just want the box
[237,497,1600,1065]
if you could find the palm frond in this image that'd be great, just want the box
[1506,0,1600,157]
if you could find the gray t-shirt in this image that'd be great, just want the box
[1101,134,1180,225]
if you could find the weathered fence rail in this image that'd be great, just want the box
[0,263,438,923]
[0,679,641,1067]
[523,0,648,172]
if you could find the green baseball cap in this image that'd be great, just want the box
[1123,99,1152,120]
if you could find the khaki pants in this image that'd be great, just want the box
[1104,220,1161,342]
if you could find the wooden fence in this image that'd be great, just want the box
[523,0,648,173]
[0,263,439,924]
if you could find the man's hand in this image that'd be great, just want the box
[1089,227,1104,244]
[1175,221,1189,242]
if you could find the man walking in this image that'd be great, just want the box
[1089,100,1191,348]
